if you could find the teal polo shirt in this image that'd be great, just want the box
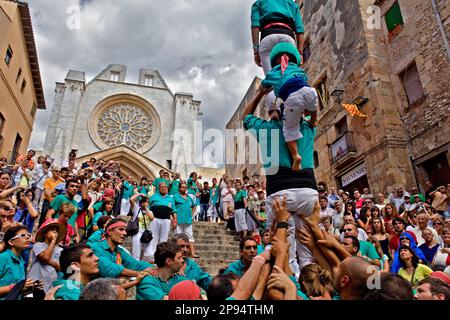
[86,229,104,246]
[210,186,219,205]
[359,241,381,261]
[187,178,198,196]
[223,259,246,278]
[182,258,212,291]
[53,279,83,300]
[87,211,108,230]
[243,114,315,170]
[169,180,180,195]
[150,193,176,213]
[251,0,304,33]
[174,193,195,225]
[122,181,135,200]
[136,273,188,300]
[90,240,154,278]
[50,194,80,227]
[153,178,169,193]
[0,250,25,300]
[92,201,104,213]
[234,189,247,202]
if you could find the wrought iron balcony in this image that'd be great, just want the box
[329,131,357,165]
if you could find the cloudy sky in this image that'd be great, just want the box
[28,0,263,152]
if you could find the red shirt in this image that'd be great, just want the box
[355,198,364,209]
[389,231,417,251]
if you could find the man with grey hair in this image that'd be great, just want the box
[169,233,212,290]
[79,278,127,300]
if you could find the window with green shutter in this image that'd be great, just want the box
[385,2,404,33]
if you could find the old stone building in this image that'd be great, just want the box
[0,0,45,162]
[225,77,268,181]
[41,64,203,179]
[299,0,450,193]
[226,0,449,193]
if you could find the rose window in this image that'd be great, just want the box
[97,103,153,150]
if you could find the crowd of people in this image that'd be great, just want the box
[1,0,449,301]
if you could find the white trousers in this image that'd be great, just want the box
[283,87,318,142]
[259,33,296,111]
[234,209,248,232]
[148,218,171,259]
[132,229,152,260]
[120,198,131,215]
[266,188,319,278]
[176,224,194,242]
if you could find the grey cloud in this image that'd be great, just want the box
[29,0,263,151]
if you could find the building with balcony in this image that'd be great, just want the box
[299,0,450,193]
[0,0,45,163]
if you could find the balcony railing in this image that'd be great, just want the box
[329,131,357,164]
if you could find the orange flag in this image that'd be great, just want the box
[341,103,367,118]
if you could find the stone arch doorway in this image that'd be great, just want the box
[75,145,172,181]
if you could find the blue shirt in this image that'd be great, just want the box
[182,258,212,291]
[90,240,154,278]
[174,193,195,225]
[14,207,35,233]
[136,273,188,300]
[243,114,316,170]
[0,250,25,300]
[251,0,304,33]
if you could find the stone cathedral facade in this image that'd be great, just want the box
[42,64,202,179]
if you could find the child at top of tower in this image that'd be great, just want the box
[261,42,318,171]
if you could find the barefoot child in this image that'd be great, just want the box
[261,42,317,171]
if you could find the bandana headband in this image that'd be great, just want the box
[106,221,127,233]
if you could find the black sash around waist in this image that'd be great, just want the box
[151,205,173,220]
[266,167,317,196]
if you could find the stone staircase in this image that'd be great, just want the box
[192,221,241,276]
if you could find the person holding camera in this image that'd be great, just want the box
[129,193,154,261]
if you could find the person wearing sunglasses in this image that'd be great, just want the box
[0,225,43,299]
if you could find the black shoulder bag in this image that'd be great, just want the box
[140,209,152,243]
[126,207,139,237]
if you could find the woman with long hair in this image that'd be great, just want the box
[368,236,390,273]
[371,217,391,260]
[391,232,426,273]
[345,201,356,219]
[382,203,398,223]
[397,245,432,287]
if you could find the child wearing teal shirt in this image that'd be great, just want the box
[262,42,317,171]
[136,273,188,300]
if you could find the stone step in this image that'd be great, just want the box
[194,235,240,242]
[193,229,237,236]
[194,257,236,266]
[203,266,229,275]
[195,243,239,252]
[195,250,240,260]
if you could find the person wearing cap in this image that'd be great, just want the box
[90,218,154,280]
[251,0,305,112]
[52,243,99,300]
[415,272,450,300]
[261,42,316,171]
[28,219,66,292]
[397,245,433,287]
[136,241,188,300]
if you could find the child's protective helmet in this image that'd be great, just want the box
[269,42,302,68]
